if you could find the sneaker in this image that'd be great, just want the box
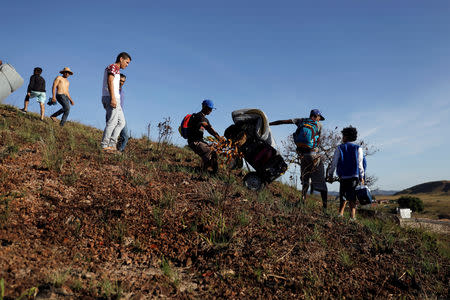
[103,146,118,153]
[349,217,357,223]
[50,116,58,122]
[20,108,27,113]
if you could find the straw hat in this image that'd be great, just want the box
[59,67,73,75]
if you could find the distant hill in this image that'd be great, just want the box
[371,189,399,196]
[328,189,398,197]
[395,180,449,195]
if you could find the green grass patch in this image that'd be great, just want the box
[236,210,250,227]
[49,269,70,288]
[0,192,22,228]
[41,127,66,172]
[0,144,19,161]
[0,278,4,300]
[62,170,79,186]
[161,256,180,287]
[339,250,353,268]
[110,222,128,244]
[99,279,123,299]
[257,189,273,204]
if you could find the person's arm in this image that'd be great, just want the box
[269,119,294,126]
[327,147,340,181]
[202,121,223,140]
[107,74,116,108]
[358,147,365,184]
[67,90,74,105]
[51,77,59,102]
[27,76,34,94]
[65,81,74,105]
[316,122,322,144]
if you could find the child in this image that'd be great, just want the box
[21,67,46,121]
[327,126,365,220]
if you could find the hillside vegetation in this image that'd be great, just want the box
[395,181,449,195]
[0,104,449,299]
[378,193,450,220]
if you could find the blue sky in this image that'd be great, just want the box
[2,0,449,190]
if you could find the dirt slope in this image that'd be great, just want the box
[0,104,449,299]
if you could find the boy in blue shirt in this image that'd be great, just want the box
[327,126,365,220]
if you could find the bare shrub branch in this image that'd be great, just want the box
[281,126,379,188]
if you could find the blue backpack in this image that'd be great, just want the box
[293,119,319,150]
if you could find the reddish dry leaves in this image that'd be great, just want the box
[0,105,449,298]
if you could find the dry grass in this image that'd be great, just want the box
[377,193,450,219]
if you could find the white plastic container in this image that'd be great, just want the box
[0,63,24,102]
[398,208,412,219]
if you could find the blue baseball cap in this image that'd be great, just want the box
[202,99,215,110]
[310,109,325,120]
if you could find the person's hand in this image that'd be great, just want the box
[110,99,117,108]
[361,178,365,186]
[218,136,226,142]
[326,176,333,183]
[27,93,31,97]
[51,97,56,103]
[70,100,74,106]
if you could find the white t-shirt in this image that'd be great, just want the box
[102,63,121,104]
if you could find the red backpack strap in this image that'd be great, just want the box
[183,114,192,128]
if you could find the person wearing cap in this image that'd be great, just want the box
[269,109,328,209]
[187,99,224,174]
[21,67,47,121]
[49,67,74,126]
[101,52,131,152]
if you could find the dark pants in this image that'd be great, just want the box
[117,123,129,152]
[339,178,359,205]
[51,94,70,126]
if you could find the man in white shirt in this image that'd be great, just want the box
[100,52,131,151]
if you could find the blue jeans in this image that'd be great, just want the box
[101,96,125,148]
[51,94,71,126]
[117,123,129,152]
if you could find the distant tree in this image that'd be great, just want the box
[397,196,424,212]
[281,126,378,188]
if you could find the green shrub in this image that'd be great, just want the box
[397,196,424,212]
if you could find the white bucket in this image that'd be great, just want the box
[398,208,412,219]
[0,64,24,102]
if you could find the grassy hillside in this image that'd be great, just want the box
[0,104,449,299]
[395,181,449,195]
[377,193,450,220]
[382,181,450,220]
